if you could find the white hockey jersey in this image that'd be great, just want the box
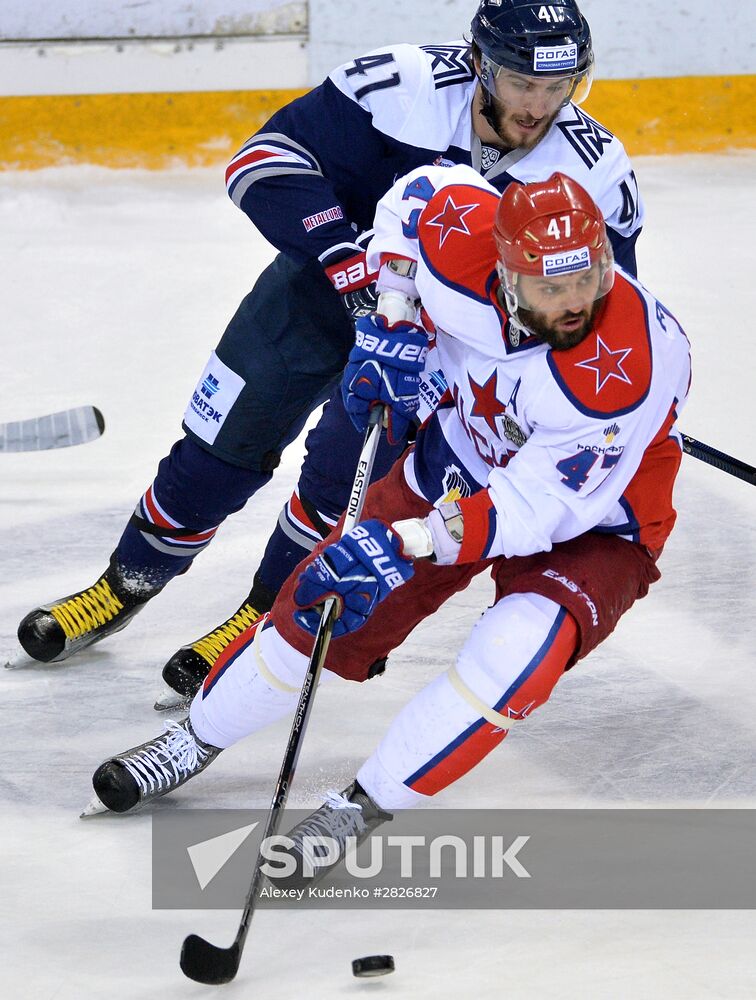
[229,42,643,274]
[367,164,691,561]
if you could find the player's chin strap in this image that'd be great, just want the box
[479,82,500,134]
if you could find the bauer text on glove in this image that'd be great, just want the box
[293,520,415,637]
[342,314,429,444]
[323,250,378,320]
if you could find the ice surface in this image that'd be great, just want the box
[1,155,754,998]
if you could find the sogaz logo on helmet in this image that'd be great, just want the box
[543,246,591,276]
[533,43,579,73]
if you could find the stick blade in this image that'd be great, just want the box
[0,405,105,452]
[180,934,241,985]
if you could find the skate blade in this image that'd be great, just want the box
[4,648,43,669]
[153,686,191,712]
[4,652,28,669]
[80,794,109,818]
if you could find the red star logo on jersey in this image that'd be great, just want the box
[469,371,506,434]
[426,196,478,247]
[575,335,633,394]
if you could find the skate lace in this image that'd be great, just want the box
[294,790,367,849]
[120,721,209,797]
[192,603,262,665]
[50,578,124,640]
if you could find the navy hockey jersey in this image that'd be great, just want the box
[226,42,644,275]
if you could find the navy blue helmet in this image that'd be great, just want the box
[471,0,593,102]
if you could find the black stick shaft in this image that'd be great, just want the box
[181,407,384,983]
[682,434,756,486]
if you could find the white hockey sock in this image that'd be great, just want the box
[357,672,482,810]
[358,594,574,811]
[190,622,329,749]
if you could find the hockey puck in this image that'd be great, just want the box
[352,955,395,978]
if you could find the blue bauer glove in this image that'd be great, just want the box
[342,314,428,445]
[293,520,414,637]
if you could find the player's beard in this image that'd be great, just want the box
[484,92,559,152]
[518,300,602,351]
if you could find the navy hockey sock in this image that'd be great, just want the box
[254,490,337,594]
[253,390,407,596]
[113,437,270,590]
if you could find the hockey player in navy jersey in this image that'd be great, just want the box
[19,1,644,698]
[85,171,690,878]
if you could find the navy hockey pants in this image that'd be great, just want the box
[111,252,405,592]
[183,253,356,470]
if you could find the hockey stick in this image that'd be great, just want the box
[180,406,385,986]
[0,405,104,452]
[682,434,755,487]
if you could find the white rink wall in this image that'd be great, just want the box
[1,0,750,167]
[309,0,755,82]
[0,0,752,84]
[0,0,307,38]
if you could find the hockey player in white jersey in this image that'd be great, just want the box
[19,1,645,705]
[87,169,691,894]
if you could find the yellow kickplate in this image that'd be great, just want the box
[0,88,307,170]
[583,75,755,155]
[0,77,752,170]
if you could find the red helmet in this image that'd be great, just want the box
[494,171,612,279]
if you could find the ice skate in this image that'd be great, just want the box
[17,560,160,663]
[267,782,392,890]
[158,580,275,700]
[84,717,222,816]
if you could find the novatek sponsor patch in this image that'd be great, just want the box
[302,206,344,232]
[533,43,578,73]
[542,246,591,276]
[183,352,245,445]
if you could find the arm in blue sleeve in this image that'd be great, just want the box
[226,79,393,264]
